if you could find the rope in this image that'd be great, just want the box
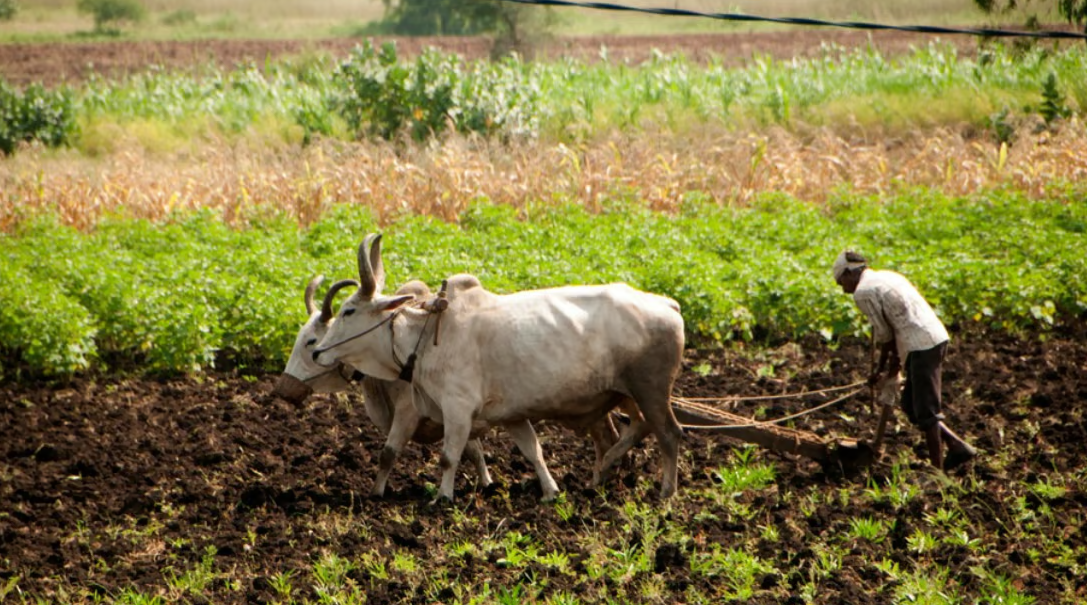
[311,309,400,356]
[679,380,865,404]
[674,387,864,431]
[501,0,1087,40]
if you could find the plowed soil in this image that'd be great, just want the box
[0,29,1000,87]
[3,325,1086,603]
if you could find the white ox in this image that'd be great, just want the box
[312,234,686,501]
[271,275,492,497]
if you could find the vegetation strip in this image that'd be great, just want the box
[1,191,1084,377]
[1,42,1085,156]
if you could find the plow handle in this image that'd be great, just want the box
[872,403,894,453]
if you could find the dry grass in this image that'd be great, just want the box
[557,0,1017,35]
[3,0,386,41]
[6,0,1038,41]
[2,119,1085,233]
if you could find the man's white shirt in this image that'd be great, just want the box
[853,269,949,361]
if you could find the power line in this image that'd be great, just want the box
[501,0,1087,40]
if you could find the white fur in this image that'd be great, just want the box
[314,235,685,502]
[275,278,492,497]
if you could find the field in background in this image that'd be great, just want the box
[4,122,1086,231]
[0,0,1058,41]
[1,0,386,41]
[2,39,1084,235]
[2,11,1086,605]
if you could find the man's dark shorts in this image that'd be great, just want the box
[901,341,948,430]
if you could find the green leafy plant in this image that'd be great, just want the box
[332,41,458,142]
[0,81,76,155]
[0,262,97,377]
[710,447,776,496]
[164,546,218,597]
[847,516,887,542]
[332,41,538,142]
[972,567,1037,605]
[988,106,1015,145]
[1040,72,1072,125]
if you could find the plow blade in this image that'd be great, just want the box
[672,398,875,470]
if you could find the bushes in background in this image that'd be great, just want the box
[1,190,1083,377]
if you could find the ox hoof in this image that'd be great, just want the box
[428,494,456,508]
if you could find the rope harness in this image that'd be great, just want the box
[312,283,451,384]
[301,362,362,385]
[314,282,865,431]
[673,381,866,431]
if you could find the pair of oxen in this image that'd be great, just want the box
[272,234,686,503]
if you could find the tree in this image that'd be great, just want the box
[973,0,1087,33]
[380,0,499,35]
[375,0,554,57]
[1057,0,1087,31]
[0,0,18,21]
[77,0,146,33]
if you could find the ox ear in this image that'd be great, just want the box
[357,233,386,299]
[375,294,414,313]
[304,275,324,316]
[321,279,360,323]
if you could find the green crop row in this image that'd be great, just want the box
[2,41,1085,154]
[0,80,76,154]
[1,188,1084,377]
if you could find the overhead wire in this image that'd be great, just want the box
[501,0,1087,40]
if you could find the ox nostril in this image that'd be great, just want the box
[311,350,321,362]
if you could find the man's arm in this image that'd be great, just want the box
[880,339,900,374]
[855,292,892,346]
[856,291,898,384]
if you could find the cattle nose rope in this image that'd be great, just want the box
[312,309,401,361]
[301,362,362,384]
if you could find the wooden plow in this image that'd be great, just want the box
[669,384,877,470]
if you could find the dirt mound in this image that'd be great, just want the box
[2,326,1085,603]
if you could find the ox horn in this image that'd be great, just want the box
[357,233,386,299]
[304,275,324,316]
[321,279,360,323]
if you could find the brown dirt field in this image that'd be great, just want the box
[3,326,1086,603]
[0,29,1000,87]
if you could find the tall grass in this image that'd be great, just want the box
[3,116,1085,234]
[0,0,387,41]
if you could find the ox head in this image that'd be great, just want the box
[312,234,418,381]
[271,275,361,404]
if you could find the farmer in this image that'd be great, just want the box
[833,250,977,471]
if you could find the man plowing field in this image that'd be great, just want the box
[833,250,978,471]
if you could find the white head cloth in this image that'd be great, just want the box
[832,250,867,281]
